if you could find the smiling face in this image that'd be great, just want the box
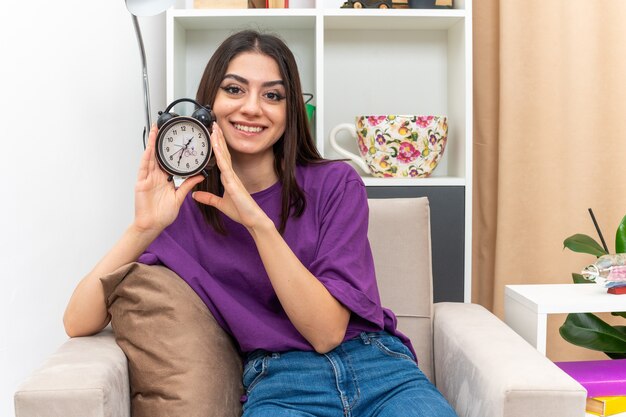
[212,52,287,165]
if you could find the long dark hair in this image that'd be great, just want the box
[195,30,323,234]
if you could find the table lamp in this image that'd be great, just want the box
[125,0,175,148]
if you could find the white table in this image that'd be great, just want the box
[504,283,626,355]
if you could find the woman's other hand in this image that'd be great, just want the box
[192,123,271,232]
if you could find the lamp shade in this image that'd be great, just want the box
[125,0,175,16]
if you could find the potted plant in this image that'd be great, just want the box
[559,212,626,358]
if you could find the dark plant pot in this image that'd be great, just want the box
[408,0,452,9]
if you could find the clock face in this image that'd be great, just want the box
[155,116,211,177]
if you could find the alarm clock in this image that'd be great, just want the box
[155,98,215,188]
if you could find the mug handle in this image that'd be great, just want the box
[329,123,370,174]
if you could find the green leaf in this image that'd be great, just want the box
[614,325,626,335]
[605,328,626,358]
[563,234,608,257]
[616,215,626,254]
[611,311,626,319]
[572,273,594,284]
[559,313,626,354]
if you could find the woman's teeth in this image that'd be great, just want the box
[234,123,263,133]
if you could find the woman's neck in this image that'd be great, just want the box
[231,151,279,194]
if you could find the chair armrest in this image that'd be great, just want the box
[433,302,586,417]
[15,327,130,417]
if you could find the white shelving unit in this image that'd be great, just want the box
[166,0,472,302]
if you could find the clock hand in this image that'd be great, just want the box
[174,136,196,167]
[176,136,195,166]
[180,137,196,164]
[170,147,184,158]
[177,148,185,166]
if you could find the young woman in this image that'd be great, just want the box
[64,30,458,417]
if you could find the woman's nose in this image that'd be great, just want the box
[240,93,262,116]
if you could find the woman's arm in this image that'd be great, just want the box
[249,219,351,354]
[63,127,204,337]
[62,225,160,337]
[192,124,350,353]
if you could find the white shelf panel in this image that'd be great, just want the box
[324,10,465,30]
[321,0,466,11]
[171,8,465,31]
[363,176,465,187]
[169,9,316,30]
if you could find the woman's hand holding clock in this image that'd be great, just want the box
[133,125,204,235]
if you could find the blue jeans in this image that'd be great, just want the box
[241,332,458,417]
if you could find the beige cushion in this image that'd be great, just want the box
[367,197,434,382]
[100,262,243,417]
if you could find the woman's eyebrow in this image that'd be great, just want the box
[223,73,284,88]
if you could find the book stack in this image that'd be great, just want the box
[554,359,626,417]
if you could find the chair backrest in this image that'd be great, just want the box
[367,197,434,382]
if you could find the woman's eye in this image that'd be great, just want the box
[221,85,242,95]
[265,91,285,102]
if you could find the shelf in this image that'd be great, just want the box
[170,8,464,31]
[363,176,465,187]
[322,21,467,179]
[169,9,316,30]
[323,9,465,17]
[324,10,465,30]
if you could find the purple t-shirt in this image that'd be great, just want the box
[139,161,412,356]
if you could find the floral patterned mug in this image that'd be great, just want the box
[329,115,448,178]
